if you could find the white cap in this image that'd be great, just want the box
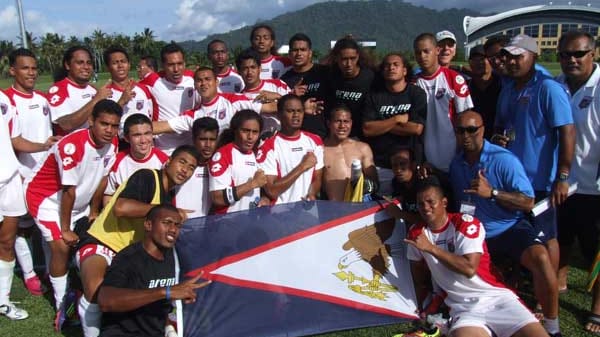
[503,34,538,55]
[436,30,456,42]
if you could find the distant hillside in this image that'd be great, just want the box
[179,0,480,54]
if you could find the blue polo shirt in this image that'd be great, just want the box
[496,70,574,191]
[449,140,535,238]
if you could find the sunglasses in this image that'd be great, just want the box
[558,50,592,59]
[455,125,482,135]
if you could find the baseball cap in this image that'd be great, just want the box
[469,45,486,59]
[436,30,456,43]
[503,34,538,55]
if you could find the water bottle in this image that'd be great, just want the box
[350,159,362,187]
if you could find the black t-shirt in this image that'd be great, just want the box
[362,84,427,168]
[467,73,501,140]
[119,169,174,204]
[281,64,331,139]
[392,180,418,214]
[328,67,375,138]
[100,242,176,337]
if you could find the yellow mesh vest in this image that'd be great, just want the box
[87,170,162,252]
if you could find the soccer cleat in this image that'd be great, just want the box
[392,326,440,337]
[54,289,81,332]
[24,275,44,296]
[0,302,29,320]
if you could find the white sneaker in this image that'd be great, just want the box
[0,302,29,320]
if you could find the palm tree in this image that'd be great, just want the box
[39,33,65,75]
[0,40,15,77]
[133,28,156,56]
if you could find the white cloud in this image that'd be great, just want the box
[164,0,325,41]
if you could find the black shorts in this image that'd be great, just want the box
[530,190,557,242]
[486,218,543,262]
[557,193,600,265]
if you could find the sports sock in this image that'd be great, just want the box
[49,273,68,310]
[15,236,36,280]
[544,317,560,334]
[78,295,101,337]
[0,259,15,305]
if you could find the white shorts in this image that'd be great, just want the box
[33,207,86,242]
[75,243,116,269]
[0,173,27,217]
[449,296,538,337]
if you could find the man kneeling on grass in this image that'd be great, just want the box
[97,204,211,337]
[406,179,548,337]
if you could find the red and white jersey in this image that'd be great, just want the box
[105,147,169,195]
[140,70,198,153]
[5,87,53,179]
[243,79,291,134]
[24,129,118,220]
[47,78,97,133]
[0,91,20,185]
[107,82,155,135]
[407,213,515,306]
[415,67,473,172]
[168,93,262,135]
[216,67,245,93]
[208,143,260,214]
[176,165,211,218]
[260,55,292,79]
[256,131,324,204]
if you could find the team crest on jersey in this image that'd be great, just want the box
[447,240,455,253]
[435,88,446,99]
[0,103,7,115]
[63,143,76,155]
[43,106,50,116]
[218,109,226,120]
[272,70,280,78]
[188,88,194,97]
[48,86,59,94]
[461,214,474,222]
[136,100,144,110]
[103,156,111,168]
[211,152,221,162]
[579,96,593,109]
[234,83,242,92]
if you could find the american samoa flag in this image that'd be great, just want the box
[176,200,418,337]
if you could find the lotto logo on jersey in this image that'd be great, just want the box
[435,88,446,99]
[459,214,480,239]
[211,163,222,174]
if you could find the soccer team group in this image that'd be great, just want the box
[0,22,598,337]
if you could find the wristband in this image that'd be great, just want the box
[165,286,171,301]
[232,186,240,202]
[223,187,235,205]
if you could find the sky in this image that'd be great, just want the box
[0,0,597,43]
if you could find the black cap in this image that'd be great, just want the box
[469,45,486,59]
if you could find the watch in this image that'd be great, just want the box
[558,172,569,182]
[490,189,499,200]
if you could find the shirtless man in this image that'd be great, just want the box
[323,105,377,201]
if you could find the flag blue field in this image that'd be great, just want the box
[177,200,418,337]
